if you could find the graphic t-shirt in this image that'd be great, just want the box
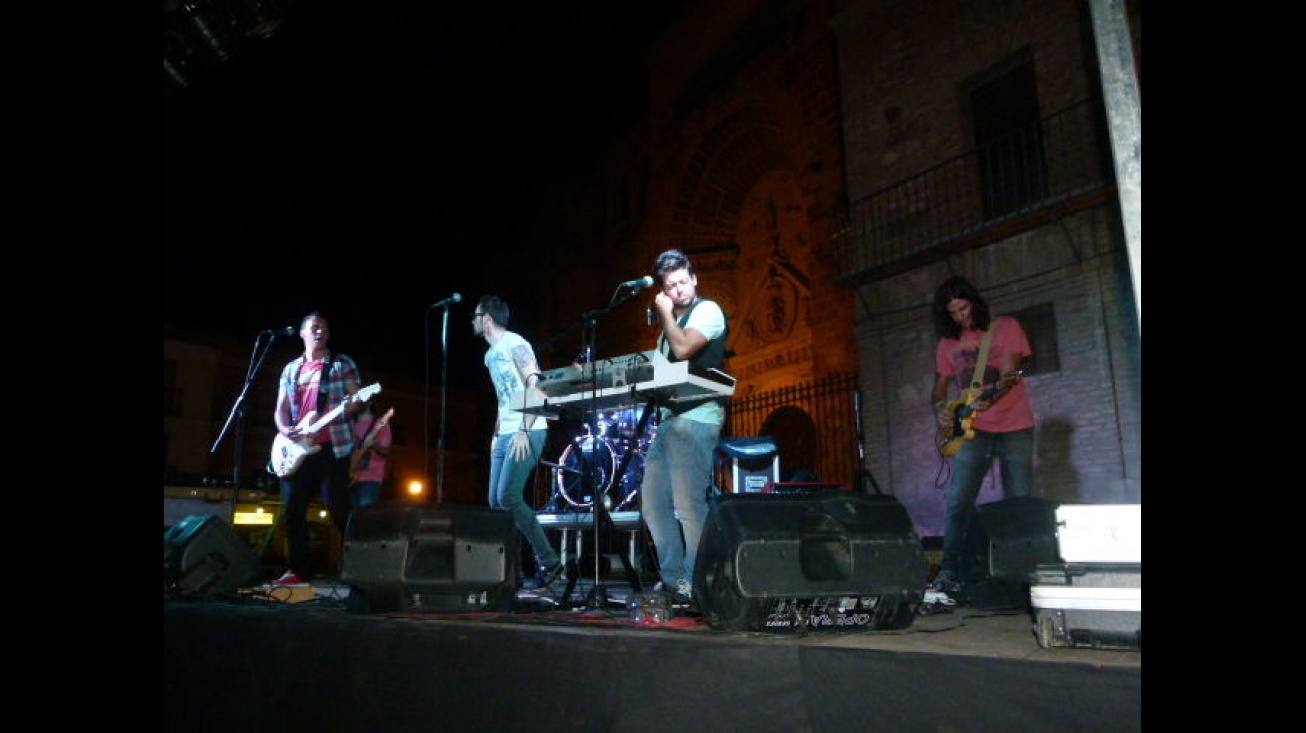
[934,315,1034,432]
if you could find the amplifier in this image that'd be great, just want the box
[164,514,263,597]
[693,493,928,632]
[341,502,519,613]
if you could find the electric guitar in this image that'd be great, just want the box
[937,371,1022,457]
[270,383,382,478]
[349,407,394,481]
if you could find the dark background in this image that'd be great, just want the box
[165,0,684,388]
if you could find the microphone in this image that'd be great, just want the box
[429,293,462,308]
[263,327,296,336]
[619,276,655,290]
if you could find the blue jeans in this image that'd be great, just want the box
[640,416,721,591]
[488,429,559,570]
[350,480,381,508]
[939,428,1034,581]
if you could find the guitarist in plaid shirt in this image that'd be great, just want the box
[271,311,364,586]
[929,277,1035,595]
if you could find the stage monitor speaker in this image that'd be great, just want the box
[693,493,929,632]
[341,502,519,614]
[976,496,1060,585]
[164,514,263,597]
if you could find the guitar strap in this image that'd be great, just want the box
[315,358,334,412]
[967,327,996,399]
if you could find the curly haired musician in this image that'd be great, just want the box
[929,276,1035,594]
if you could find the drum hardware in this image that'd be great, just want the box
[548,405,657,513]
[540,460,580,475]
[549,400,658,606]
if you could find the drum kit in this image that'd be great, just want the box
[543,406,658,512]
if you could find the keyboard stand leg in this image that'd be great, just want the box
[628,530,638,572]
[558,528,571,571]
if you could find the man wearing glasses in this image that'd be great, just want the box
[473,295,564,589]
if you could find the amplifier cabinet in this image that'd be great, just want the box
[693,493,929,632]
[976,496,1060,585]
[164,514,263,596]
[341,503,519,613]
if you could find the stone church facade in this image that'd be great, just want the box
[535,0,1141,539]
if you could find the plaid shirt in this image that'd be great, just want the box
[278,352,362,458]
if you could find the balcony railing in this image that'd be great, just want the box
[833,98,1114,285]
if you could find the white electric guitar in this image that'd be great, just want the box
[269,383,382,478]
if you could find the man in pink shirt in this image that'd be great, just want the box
[929,276,1035,594]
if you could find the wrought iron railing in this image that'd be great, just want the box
[725,373,865,491]
[833,98,1113,285]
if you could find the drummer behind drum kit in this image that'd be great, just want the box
[541,407,658,513]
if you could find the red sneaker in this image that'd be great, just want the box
[270,571,309,587]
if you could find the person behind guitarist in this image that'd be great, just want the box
[348,398,393,509]
[271,311,364,586]
[641,248,729,607]
[929,276,1034,595]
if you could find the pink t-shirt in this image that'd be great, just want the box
[351,413,392,482]
[935,315,1035,432]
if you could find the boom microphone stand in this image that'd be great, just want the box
[552,284,648,609]
[427,294,462,504]
[212,329,289,518]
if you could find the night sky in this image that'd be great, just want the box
[165,1,683,388]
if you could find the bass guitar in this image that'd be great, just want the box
[270,383,382,478]
[937,371,1022,457]
[350,407,394,481]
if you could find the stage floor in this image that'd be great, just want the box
[166,571,1141,732]
[231,572,1140,668]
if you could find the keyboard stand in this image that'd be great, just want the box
[537,511,642,583]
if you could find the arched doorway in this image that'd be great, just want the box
[761,405,819,482]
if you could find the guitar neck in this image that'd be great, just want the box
[966,371,1022,405]
[305,400,351,435]
[357,409,393,452]
[305,384,382,436]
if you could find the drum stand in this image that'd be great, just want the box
[538,460,577,513]
[556,372,645,609]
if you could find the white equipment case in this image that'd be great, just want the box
[1031,562,1141,650]
[1054,503,1141,563]
[1031,503,1142,650]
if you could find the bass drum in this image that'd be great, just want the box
[556,436,616,509]
[555,436,646,511]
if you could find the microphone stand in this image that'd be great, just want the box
[553,286,646,609]
[852,390,885,495]
[428,304,456,505]
[211,331,284,519]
